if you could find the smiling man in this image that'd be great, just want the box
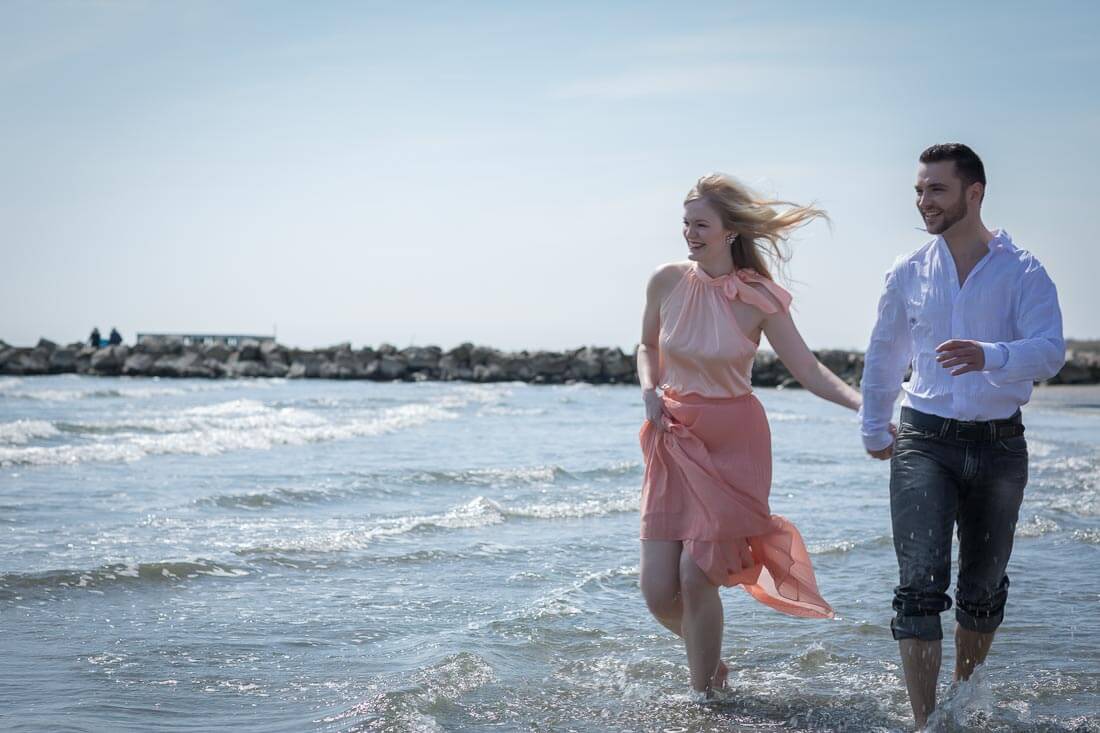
[859,143,1065,728]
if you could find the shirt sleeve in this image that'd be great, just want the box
[983,259,1066,386]
[977,341,1009,370]
[860,265,912,451]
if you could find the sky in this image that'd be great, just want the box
[2,0,1098,352]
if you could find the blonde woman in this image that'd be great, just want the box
[638,174,862,699]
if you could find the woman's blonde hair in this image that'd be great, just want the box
[685,173,828,280]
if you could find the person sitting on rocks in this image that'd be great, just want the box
[89,327,101,348]
[108,328,122,346]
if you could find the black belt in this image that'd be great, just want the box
[899,406,1025,443]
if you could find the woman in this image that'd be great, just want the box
[637,173,862,700]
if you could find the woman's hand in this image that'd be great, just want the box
[643,388,667,430]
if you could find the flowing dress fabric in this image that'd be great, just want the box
[639,264,833,619]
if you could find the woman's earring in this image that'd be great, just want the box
[725,233,737,246]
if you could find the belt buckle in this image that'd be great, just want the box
[954,421,987,442]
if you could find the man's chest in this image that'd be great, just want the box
[901,260,1016,329]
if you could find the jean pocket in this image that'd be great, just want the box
[996,435,1028,456]
[897,423,938,441]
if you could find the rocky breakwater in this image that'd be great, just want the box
[1,337,1097,386]
[0,338,639,384]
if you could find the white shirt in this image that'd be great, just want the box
[860,229,1065,451]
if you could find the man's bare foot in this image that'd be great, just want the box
[714,660,729,690]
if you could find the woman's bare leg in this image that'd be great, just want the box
[640,540,728,689]
[640,539,684,634]
[679,546,724,694]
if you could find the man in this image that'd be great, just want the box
[860,143,1065,728]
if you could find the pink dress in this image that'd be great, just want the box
[639,263,833,619]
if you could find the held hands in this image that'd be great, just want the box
[643,389,668,431]
[866,423,898,460]
[935,339,985,376]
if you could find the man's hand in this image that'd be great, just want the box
[867,423,898,460]
[935,339,986,376]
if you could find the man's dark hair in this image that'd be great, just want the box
[919,143,986,189]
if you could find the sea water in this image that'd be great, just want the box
[1,375,1097,731]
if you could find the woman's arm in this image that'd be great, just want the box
[762,306,862,412]
[637,275,662,392]
[638,265,681,428]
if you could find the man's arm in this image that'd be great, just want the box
[984,260,1065,385]
[937,256,1064,378]
[861,267,912,456]
[935,260,1064,382]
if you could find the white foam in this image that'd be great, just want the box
[239,489,638,555]
[0,378,283,403]
[1072,528,1100,544]
[509,492,638,519]
[767,411,811,422]
[477,406,546,417]
[2,385,191,402]
[0,397,462,467]
[0,420,59,445]
[807,539,859,555]
[1016,515,1060,538]
[423,465,564,486]
[263,496,508,552]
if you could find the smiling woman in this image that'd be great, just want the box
[634,173,863,700]
[682,174,828,280]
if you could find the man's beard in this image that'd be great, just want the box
[924,191,968,234]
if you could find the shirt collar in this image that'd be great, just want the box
[988,228,1013,252]
[934,228,1014,256]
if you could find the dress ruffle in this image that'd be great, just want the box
[689,265,792,314]
[639,391,833,619]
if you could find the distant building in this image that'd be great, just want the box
[136,333,275,348]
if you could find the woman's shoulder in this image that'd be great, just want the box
[646,261,691,300]
[649,261,692,286]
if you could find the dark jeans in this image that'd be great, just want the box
[889,407,1028,641]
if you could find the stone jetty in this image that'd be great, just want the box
[1,337,1097,387]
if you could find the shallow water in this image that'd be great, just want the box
[1,375,1098,732]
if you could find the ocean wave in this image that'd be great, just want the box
[324,652,494,729]
[575,460,642,478]
[0,399,459,467]
[246,542,524,571]
[435,384,511,407]
[509,493,638,519]
[235,492,639,555]
[0,419,60,445]
[766,411,811,423]
[406,465,572,487]
[0,559,250,597]
[1,386,189,402]
[1048,489,1100,517]
[238,496,510,554]
[405,461,641,488]
[1016,515,1061,538]
[200,487,335,510]
[477,405,547,417]
[197,468,634,512]
[0,378,276,403]
[806,534,892,555]
[1071,528,1100,544]
[787,452,842,465]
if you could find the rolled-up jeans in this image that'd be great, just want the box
[889,406,1028,641]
